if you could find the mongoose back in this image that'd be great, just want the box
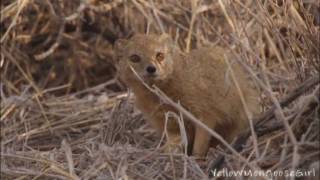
[114,34,260,156]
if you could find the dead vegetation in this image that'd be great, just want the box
[1,0,319,179]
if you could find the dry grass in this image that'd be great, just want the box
[1,0,319,179]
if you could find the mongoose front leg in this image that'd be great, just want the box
[150,109,185,154]
[192,125,211,157]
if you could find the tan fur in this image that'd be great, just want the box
[114,34,260,156]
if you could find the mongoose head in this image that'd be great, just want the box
[114,34,174,87]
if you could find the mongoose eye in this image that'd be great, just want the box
[156,52,165,62]
[129,54,141,63]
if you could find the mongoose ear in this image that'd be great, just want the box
[114,39,128,53]
[159,33,174,51]
[113,38,128,64]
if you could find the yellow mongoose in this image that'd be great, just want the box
[114,34,260,157]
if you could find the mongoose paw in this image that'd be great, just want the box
[163,138,184,154]
[193,156,207,169]
[163,141,184,154]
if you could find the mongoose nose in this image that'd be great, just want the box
[146,65,157,74]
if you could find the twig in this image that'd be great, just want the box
[186,0,199,53]
[34,19,65,61]
[1,0,31,43]
[1,48,42,96]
